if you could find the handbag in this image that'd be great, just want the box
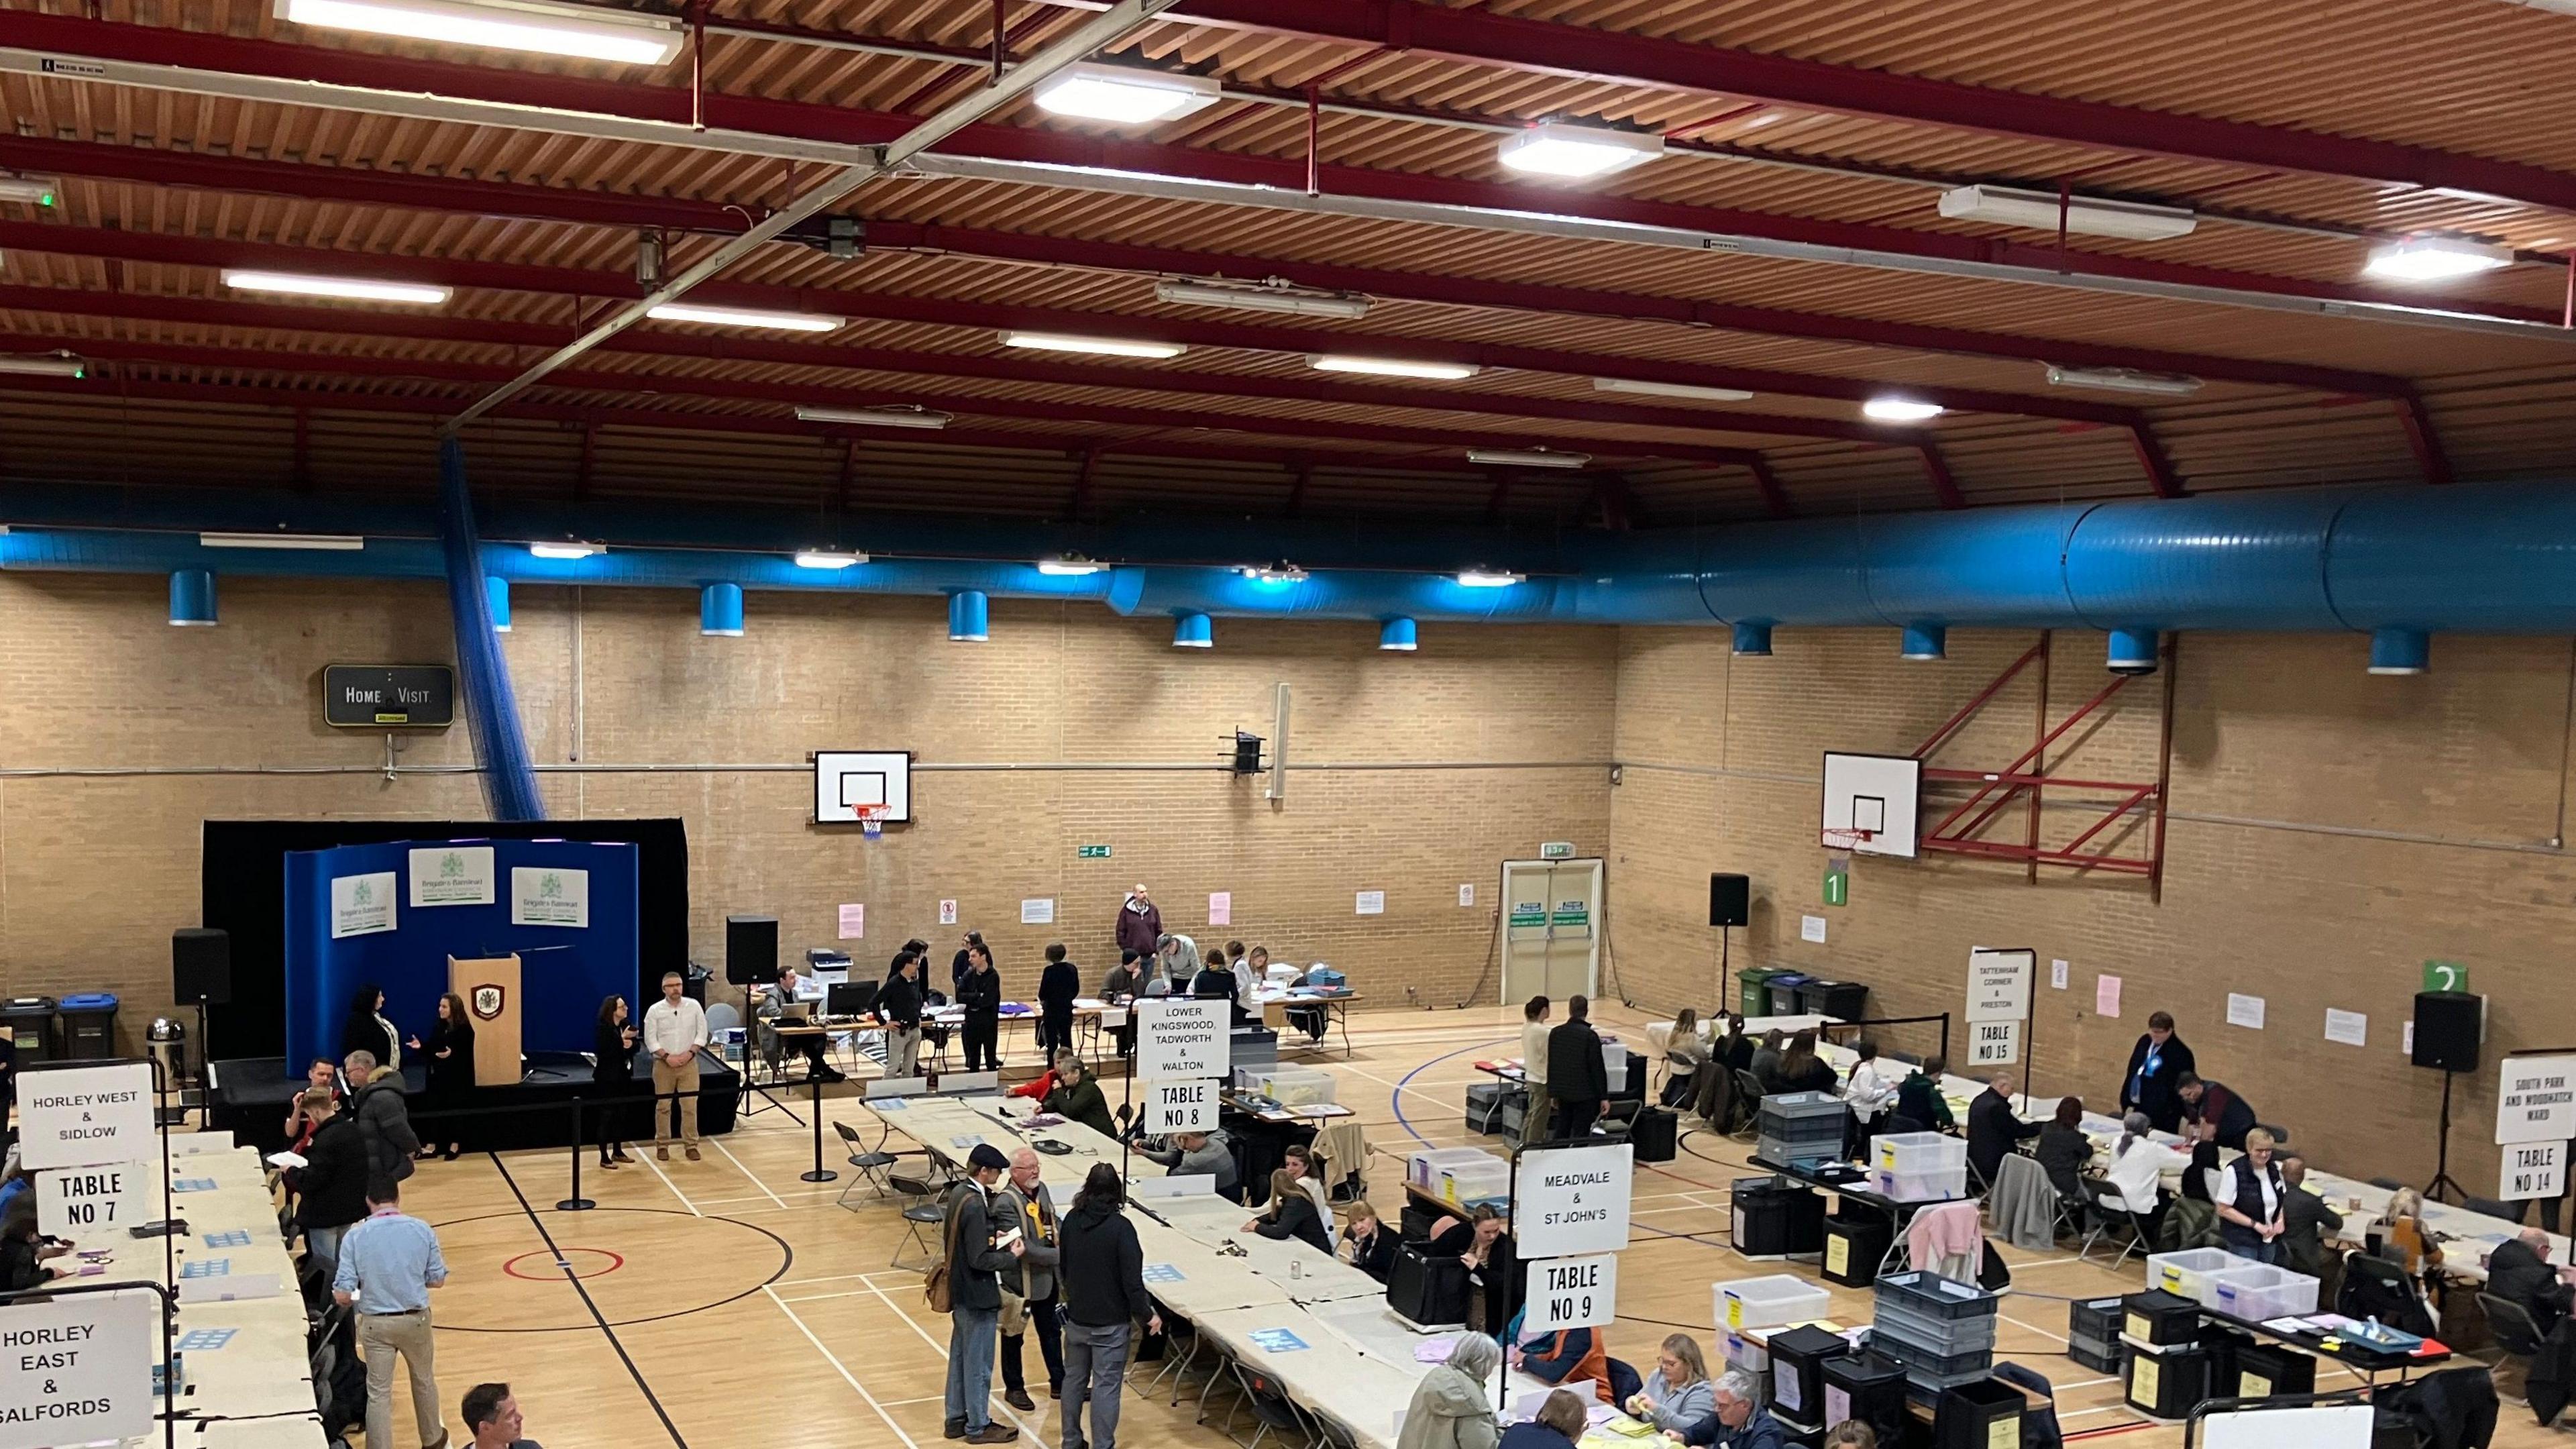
[1387,1241,1472,1328]
[924,1188,965,1314]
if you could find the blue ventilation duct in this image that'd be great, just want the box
[1731,621,1772,657]
[1899,623,1947,661]
[1173,611,1213,648]
[700,582,744,637]
[486,574,512,633]
[948,590,990,642]
[168,568,217,626]
[437,439,546,822]
[1379,616,1418,651]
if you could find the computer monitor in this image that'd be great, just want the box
[826,981,879,1018]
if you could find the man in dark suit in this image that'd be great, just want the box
[2489,1226,2576,1336]
[2277,1156,2346,1275]
[2118,1012,2197,1134]
[1544,995,1611,1141]
[1966,1073,2041,1193]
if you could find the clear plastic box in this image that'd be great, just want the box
[1867,1165,1966,1203]
[2149,1246,2253,1306]
[1440,1161,1511,1207]
[1716,1275,1832,1332]
[2208,1263,2320,1321]
[1872,1132,1969,1177]
[1251,1067,1338,1107]
[1409,1146,1497,1189]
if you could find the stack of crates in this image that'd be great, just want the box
[1731,1175,1827,1260]
[1758,1091,1849,1166]
[2120,1289,2208,1421]
[2068,1296,2125,1374]
[1869,1270,1997,1391]
[1765,1326,1851,1434]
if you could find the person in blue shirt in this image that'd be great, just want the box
[333,1179,450,1449]
[1666,1369,1790,1449]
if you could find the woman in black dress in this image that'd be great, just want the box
[411,992,475,1161]
[592,995,640,1168]
[339,983,398,1073]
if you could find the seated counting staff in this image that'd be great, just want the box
[1514,1324,1609,1403]
[1244,1167,1332,1252]
[1427,1206,1518,1338]
[1341,1201,1399,1282]
[1501,1391,1592,1449]
[1670,1368,1790,1449]
[1138,1128,1240,1202]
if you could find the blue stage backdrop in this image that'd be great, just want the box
[284,838,641,1075]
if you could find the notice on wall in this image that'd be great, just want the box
[2403,1022,2415,1057]
[510,867,589,928]
[1968,1018,2021,1067]
[0,1285,158,1449]
[1208,892,1232,928]
[1141,1077,1219,1134]
[2226,994,2267,1030]
[15,1061,156,1171]
[2051,959,2070,990]
[36,1162,150,1241]
[1021,898,1055,926]
[1355,890,1385,916]
[1136,998,1230,1081]
[837,904,865,941]
[938,899,959,926]
[2324,1009,2368,1047]
[2496,1053,2576,1144]
[408,846,495,908]
[1513,1142,1633,1258]
[2502,1140,2568,1201]
[2095,974,2123,1018]
[1523,1252,1619,1335]
[1967,948,2035,1022]
[329,871,398,938]
[1801,915,1827,943]
[1458,883,1477,908]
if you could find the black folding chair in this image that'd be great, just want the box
[888,1174,948,1270]
[2465,1194,2528,1224]
[2078,1181,2151,1269]
[833,1120,900,1206]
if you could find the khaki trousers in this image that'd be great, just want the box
[652,1057,701,1144]
[358,1307,442,1449]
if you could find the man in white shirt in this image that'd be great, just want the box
[641,971,709,1161]
[1519,996,1552,1146]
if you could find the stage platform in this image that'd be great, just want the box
[207,1049,743,1154]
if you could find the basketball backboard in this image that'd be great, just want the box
[1820,751,1921,859]
[813,750,913,824]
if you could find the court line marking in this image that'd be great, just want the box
[490,1152,693,1449]
[708,1134,791,1210]
[761,1283,925,1449]
[854,1277,1053,1444]
[638,1148,704,1216]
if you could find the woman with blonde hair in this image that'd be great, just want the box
[1663,1009,1709,1108]
[1625,1334,1715,1433]
[2383,1186,2445,1278]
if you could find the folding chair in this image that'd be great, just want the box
[2479,1293,2544,1403]
[1228,1364,1319,1449]
[1731,1069,1767,1140]
[2077,1181,2149,1268]
[833,1120,899,1207]
[1594,1099,1641,1143]
[888,1173,948,1270]
[2465,1194,2528,1224]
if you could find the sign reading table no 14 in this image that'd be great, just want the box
[1513,1142,1633,1258]
[1523,1252,1618,1334]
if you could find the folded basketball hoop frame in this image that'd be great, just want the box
[1909,631,2176,900]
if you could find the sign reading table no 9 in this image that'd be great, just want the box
[1523,1252,1617,1335]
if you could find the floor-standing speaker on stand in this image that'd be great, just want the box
[1710,873,1750,1014]
[2413,989,2483,1203]
[171,927,231,1126]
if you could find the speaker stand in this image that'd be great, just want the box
[1716,926,1730,1015]
[2426,1068,2465,1205]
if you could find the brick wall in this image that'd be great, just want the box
[0,574,1615,1047]
[1609,624,2576,1196]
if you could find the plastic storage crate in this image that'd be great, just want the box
[1869,1166,1967,1203]
[1872,1132,1970,1176]
[1823,1214,1892,1287]
[1766,1326,1850,1430]
[1874,1332,1992,1391]
[1717,1275,1833,1332]
[1409,1147,1495,1189]
[2123,1289,2202,1347]
[1733,1177,1827,1258]
[2070,1297,2126,1343]
[1876,1271,1999,1321]
[2069,1335,2123,1374]
[1250,1066,1336,1107]
[1465,1082,1524,1136]
[2207,1263,2320,1322]
[1721,1326,1776,1373]
[1874,1297,1998,1355]
[1439,1161,1511,1208]
[1935,1377,2025,1449]
[2149,1247,2251,1307]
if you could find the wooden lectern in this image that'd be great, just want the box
[447,954,523,1087]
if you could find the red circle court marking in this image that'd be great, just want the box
[503,1247,625,1281]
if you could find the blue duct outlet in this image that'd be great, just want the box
[168,568,217,626]
[1173,611,1213,648]
[1900,623,1947,660]
[1379,616,1419,651]
[1731,621,1773,657]
[700,582,745,637]
[2106,627,2160,673]
[486,574,512,633]
[2369,627,2430,676]
[948,589,990,642]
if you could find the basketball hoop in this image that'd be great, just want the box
[855,804,889,840]
[1820,828,1876,853]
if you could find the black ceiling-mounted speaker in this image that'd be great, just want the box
[724,915,780,985]
[2412,991,2483,1073]
[172,927,232,1006]
[1709,873,1750,928]
[1232,731,1265,775]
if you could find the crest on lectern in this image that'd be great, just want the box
[471,984,506,1020]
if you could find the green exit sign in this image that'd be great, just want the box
[2422,959,2469,992]
[1077,844,1112,859]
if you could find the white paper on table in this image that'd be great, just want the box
[1130,1175,1216,1200]
[2226,993,2265,1030]
[264,1152,307,1170]
[2324,1008,2368,1046]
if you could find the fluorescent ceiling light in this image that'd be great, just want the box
[1591,376,1756,404]
[0,177,59,207]
[1466,447,1589,469]
[1002,331,1188,360]
[1497,121,1665,180]
[1032,64,1222,126]
[1036,557,1104,576]
[1238,564,1309,585]
[272,0,682,64]
[1154,278,1372,320]
[1456,570,1525,588]
[221,269,452,305]
[793,549,867,570]
[0,353,87,378]
[1936,184,2198,241]
[2364,235,2516,282]
[648,303,842,332]
[1307,354,1481,381]
[199,532,365,551]
[527,541,605,559]
[1862,397,1945,423]
[2044,364,2204,397]
[795,404,952,430]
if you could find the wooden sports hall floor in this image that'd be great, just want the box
[384,1004,2551,1449]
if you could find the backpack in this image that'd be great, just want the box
[924,1187,966,1314]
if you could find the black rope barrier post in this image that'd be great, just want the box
[557,1095,595,1212]
[800,1071,837,1183]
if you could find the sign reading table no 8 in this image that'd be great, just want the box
[1142,1079,1218,1134]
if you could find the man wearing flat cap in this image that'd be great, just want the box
[945,1142,1027,1443]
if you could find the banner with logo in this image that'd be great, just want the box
[329,871,397,938]
[511,867,590,928]
[409,846,496,907]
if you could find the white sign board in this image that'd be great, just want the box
[1142,1078,1220,1134]
[1514,1142,1632,1258]
[2496,1054,2576,1144]
[407,845,495,907]
[2226,994,2267,1030]
[1968,1018,2021,1067]
[15,1062,156,1171]
[1021,898,1055,926]
[0,1285,158,1449]
[1523,1252,1618,1334]
[36,1163,150,1241]
[1136,999,1230,1081]
[1966,948,2034,1022]
[329,871,397,938]
[2502,1139,2568,1201]
[510,866,589,927]
[2202,1404,2372,1449]
[1355,890,1385,916]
